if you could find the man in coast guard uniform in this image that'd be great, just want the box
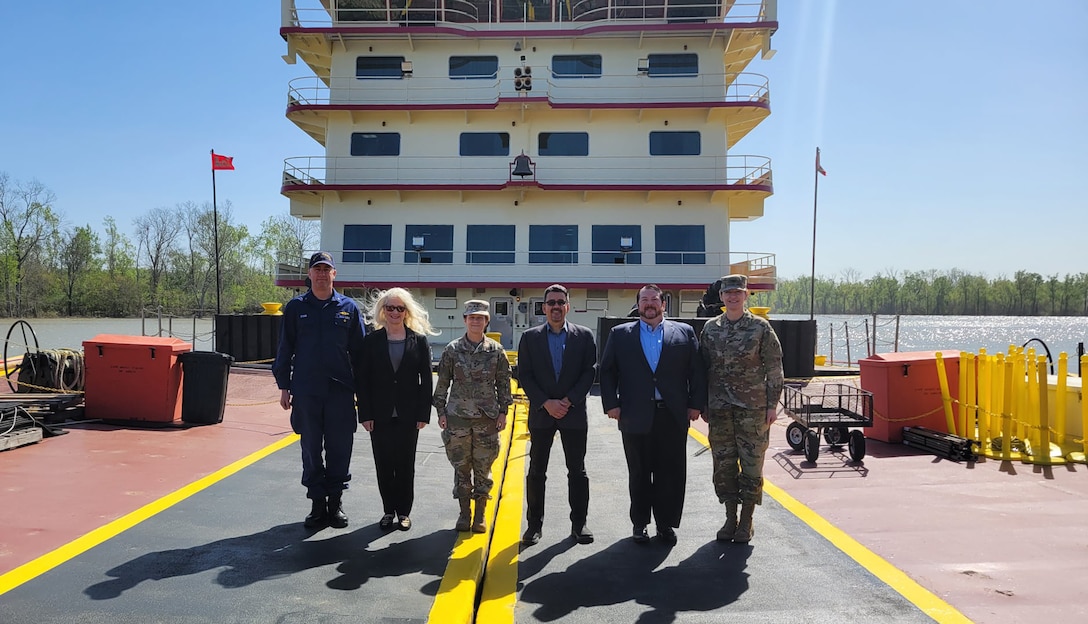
[273,251,366,529]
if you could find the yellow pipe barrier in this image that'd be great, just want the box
[1055,353,1068,450]
[1000,358,1014,461]
[934,351,957,436]
[978,352,991,450]
[1025,349,1039,458]
[956,351,968,438]
[1035,354,1060,465]
[1080,355,1088,463]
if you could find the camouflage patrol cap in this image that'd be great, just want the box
[463,299,490,317]
[719,274,748,291]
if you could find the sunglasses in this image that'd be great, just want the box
[383,305,407,313]
[544,299,568,307]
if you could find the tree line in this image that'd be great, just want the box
[758,269,1088,316]
[0,172,317,318]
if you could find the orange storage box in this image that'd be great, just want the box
[83,334,192,423]
[859,351,960,443]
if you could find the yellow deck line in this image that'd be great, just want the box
[0,433,299,596]
[428,398,521,624]
[687,427,971,624]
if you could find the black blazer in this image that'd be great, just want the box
[516,322,597,430]
[599,319,707,435]
[357,327,434,424]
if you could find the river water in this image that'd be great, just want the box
[1,314,1085,366]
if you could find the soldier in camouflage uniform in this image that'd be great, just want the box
[699,274,784,543]
[433,299,512,533]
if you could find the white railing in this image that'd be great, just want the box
[275,249,775,288]
[286,72,768,108]
[283,0,775,28]
[282,154,772,188]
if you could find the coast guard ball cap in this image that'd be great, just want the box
[463,299,490,317]
[719,274,748,292]
[309,251,335,269]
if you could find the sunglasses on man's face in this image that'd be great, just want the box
[383,305,407,313]
[544,299,568,307]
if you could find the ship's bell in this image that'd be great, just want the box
[511,153,534,177]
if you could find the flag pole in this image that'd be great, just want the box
[210,149,221,315]
[809,146,820,320]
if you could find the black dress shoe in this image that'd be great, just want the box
[571,524,594,544]
[396,515,412,531]
[632,525,650,544]
[304,499,327,528]
[521,525,542,546]
[656,525,677,545]
[327,497,349,529]
[379,513,395,530]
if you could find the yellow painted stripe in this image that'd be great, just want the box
[0,433,299,596]
[687,428,971,624]
[428,399,519,624]
[476,400,529,623]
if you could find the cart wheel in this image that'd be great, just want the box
[803,430,820,462]
[823,427,849,446]
[848,430,867,461]
[786,422,806,451]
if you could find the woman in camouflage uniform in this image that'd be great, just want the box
[432,300,512,532]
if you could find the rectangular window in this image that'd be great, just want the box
[655,225,705,265]
[356,56,406,79]
[647,53,698,77]
[538,132,589,156]
[404,225,453,264]
[449,56,499,79]
[343,224,392,263]
[649,131,701,155]
[530,225,578,264]
[350,133,400,156]
[592,225,641,264]
[551,54,602,78]
[460,132,510,156]
[467,225,515,263]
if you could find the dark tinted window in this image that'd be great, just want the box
[538,132,589,156]
[649,131,700,155]
[404,225,453,264]
[450,56,499,79]
[552,55,602,77]
[648,53,698,76]
[467,225,515,263]
[592,225,641,264]
[350,133,400,156]
[655,225,705,264]
[356,56,405,79]
[460,133,510,156]
[529,225,578,264]
[343,224,392,263]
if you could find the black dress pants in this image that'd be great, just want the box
[370,416,420,516]
[525,423,589,529]
[620,406,688,529]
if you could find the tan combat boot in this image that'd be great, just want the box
[472,498,488,533]
[455,498,472,532]
[733,502,756,543]
[716,502,738,542]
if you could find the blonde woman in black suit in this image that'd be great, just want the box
[357,288,438,531]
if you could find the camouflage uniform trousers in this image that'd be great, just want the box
[707,406,770,505]
[441,416,501,500]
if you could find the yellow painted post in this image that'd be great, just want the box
[1082,355,1088,460]
[1001,359,1014,460]
[1011,352,1025,443]
[956,352,969,438]
[1055,353,1068,451]
[978,353,991,450]
[1024,349,1039,460]
[964,352,976,441]
[934,352,956,435]
[1035,355,1054,465]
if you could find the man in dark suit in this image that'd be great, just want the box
[517,284,598,546]
[599,284,706,545]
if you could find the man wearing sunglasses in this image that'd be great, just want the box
[516,284,598,546]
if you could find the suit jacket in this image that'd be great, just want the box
[357,327,434,424]
[516,321,597,430]
[599,319,707,435]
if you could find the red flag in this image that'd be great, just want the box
[211,152,235,171]
[816,148,827,176]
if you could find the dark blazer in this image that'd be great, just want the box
[357,327,434,424]
[599,319,707,435]
[516,322,597,430]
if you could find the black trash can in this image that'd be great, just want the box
[179,351,234,425]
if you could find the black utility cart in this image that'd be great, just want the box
[782,383,873,462]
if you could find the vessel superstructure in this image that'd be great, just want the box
[277,0,778,347]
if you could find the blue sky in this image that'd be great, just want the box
[2,1,1085,281]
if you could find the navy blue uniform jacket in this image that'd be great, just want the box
[599,319,707,435]
[516,322,597,430]
[272,290,365,397]
[356,327,434,424]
